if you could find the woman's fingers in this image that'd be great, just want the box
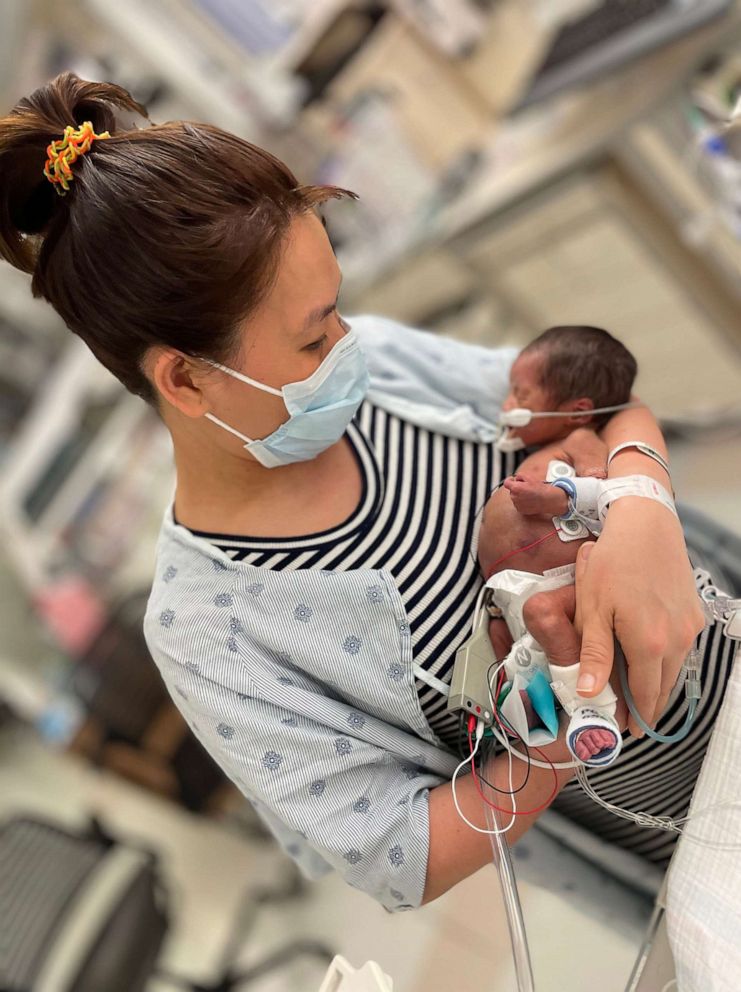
[613,691,629,733]
[572,542,617,698]
[613,633,662,739]
[616,604,705,735]
[651,639,698,726]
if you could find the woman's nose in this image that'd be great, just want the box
[331,316,350,346]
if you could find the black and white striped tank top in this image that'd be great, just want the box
[178,400,738,867]
[182,400,521,750]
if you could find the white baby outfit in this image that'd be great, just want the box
[485,564,623,766]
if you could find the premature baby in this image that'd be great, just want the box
[477,325,638,766]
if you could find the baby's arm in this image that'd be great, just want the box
[503,427,608,516]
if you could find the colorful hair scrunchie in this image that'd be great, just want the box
[43,120,111,196]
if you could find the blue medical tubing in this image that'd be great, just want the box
[615,640,700,744]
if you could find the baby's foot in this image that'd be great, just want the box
[573,727,618,762]
[504,475,569,517]
[566,706,622,766]
[519,689,541,730]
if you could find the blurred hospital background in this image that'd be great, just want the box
[1,2,741,990]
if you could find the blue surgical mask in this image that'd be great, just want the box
[203,328,369,468]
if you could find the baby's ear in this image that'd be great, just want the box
[570,398,596,423]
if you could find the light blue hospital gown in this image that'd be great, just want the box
[143,315,517,913]
[143,314,736,909]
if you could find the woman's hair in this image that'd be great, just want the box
[522,324,638,429]
[0,72,356,406]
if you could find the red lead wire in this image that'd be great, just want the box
[488,527,561,571]
[468,679,560,817]
[468,729,559,816]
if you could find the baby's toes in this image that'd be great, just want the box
[594,728,617,750]
[575,727,617,760]
[574,734,595,761]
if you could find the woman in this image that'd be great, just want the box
[0,73,726,913]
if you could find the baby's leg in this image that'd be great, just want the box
[523,588,621,765]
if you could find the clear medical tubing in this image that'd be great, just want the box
[480,738,535,992]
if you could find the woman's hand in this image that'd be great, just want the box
[487,548,629,729]
[573,507,706,738]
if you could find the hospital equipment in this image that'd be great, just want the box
[317,956,393,992]
[519,0,733,110]
[617,640,701,745]
[499,402,644,429]
[618,576,740,745]
[483,563,622,764]
[544,457,677,545]
[607,440,672,476]
[0,813,334,992]
[482,757,537,992]
[546,458,602,541]
[494,400,642,451]
[446,561,741,992]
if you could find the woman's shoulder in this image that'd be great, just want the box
[350,313,518,440]
[143,507,407,656]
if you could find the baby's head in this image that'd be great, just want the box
[501,325,638,449]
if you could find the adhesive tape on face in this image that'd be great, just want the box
[500,408,533,427]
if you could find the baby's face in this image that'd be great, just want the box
[501,350,567,448]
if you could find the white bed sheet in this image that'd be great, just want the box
[666,641,741,991]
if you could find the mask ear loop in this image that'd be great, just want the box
[206,359,283,396]
[203,412,255,447]
[201,359,285,446]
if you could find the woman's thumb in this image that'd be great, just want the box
[574,542,613,696]
[577,616,614,696]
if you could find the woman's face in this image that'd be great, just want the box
[159,210,350,449]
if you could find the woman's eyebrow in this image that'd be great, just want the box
[302,301,337,331]
[301,273,343,332]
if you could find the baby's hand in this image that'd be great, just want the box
[504,475,569,517]
[560,428,608,479]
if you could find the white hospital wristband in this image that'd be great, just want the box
[597,474,678,523]
[607,441,671,478]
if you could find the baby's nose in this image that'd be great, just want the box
[502,392,516,412]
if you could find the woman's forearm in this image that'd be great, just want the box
[422,736,574,905]
[576,396,704,735]
[600,394,672,489]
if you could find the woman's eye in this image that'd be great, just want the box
[304,334,328,352]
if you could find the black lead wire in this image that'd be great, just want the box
[456,671,533,796]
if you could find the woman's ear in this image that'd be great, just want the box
[148,347,212,417]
